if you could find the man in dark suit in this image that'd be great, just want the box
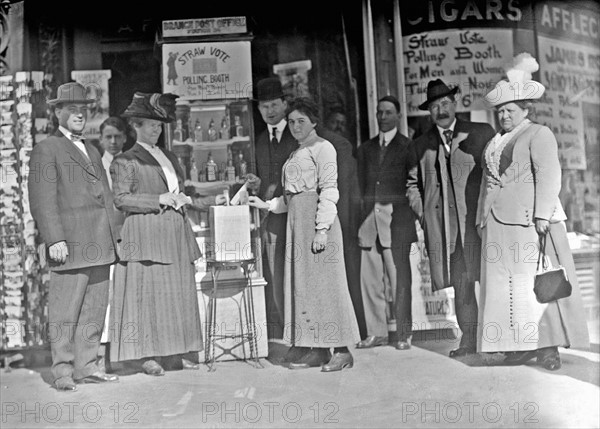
[254,77,298,340]
[406,79,495,358]
[28,82,119,391]
[356,96,417,351]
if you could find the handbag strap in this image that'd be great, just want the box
[537,233,548,272]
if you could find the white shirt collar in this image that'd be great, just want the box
[102,151,118,163]
[436,119,457,141]
[269,119,287,137]
[59,125,83,141]
[138,141,161,153]
[379,127,397,146]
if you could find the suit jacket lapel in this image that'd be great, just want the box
[450,120,469,156]
[132,143,169,188]
[57,133,101,179]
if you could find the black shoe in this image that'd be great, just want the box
[394,341,411,351]
[321,352,354,372]
[503,350,537,365]
[283,346,310,363]
[182,358,200,370]
[449,347,476,358]
[75,371,119,384]
[537,347,561,371]
[54,376,77,391]
[289,348,331,370]
[356,336,388,349]
[142,359,165,376]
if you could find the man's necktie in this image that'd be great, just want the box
[443,129,453,155]
[379,137,387,164]
[271,127,278,145]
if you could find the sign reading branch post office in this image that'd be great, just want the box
[162,41,252,101]
[162,17,247,38]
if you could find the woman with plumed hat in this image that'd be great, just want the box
[477,53,590,370]
[109,92,218,375]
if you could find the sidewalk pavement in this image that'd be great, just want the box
[1,322,598,428]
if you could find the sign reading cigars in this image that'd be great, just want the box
[162,41,252,100]
[162,16,247,38]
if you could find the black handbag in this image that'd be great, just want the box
[533,233,572,304]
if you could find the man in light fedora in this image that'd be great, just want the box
[253,77,298,344]
[28,82,119,390]
[406,79,495,358]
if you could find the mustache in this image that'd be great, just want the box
[436,113,450,119]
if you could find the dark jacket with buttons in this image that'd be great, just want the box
[28,131,118,271]
[407,119,495,290]
[357,131,417,248]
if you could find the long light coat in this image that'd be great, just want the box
[476,122,589,351]
[407,119,495,291]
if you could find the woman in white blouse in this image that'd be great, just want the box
[249,98,360,372]
[477,54,589,370]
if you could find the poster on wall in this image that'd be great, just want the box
[70,70,111,140]
[162,41,252,101]
[402,28,513,116]
[536,36,598,170]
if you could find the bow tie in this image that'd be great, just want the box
[70,133,84,142]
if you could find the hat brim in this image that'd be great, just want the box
[484,80,545,108]
[48,98,95,106]
[418,86,460,110]
[121,111,174,123]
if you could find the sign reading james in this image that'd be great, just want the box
[403,28,513,116]
[162,17,247,38]
[162,41,252,100]
[534,1,600,170]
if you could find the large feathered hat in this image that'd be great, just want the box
[484,53,545,108]
[122,92,179,122]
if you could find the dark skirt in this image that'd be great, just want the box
[109,231,203,362]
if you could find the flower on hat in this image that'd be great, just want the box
[484,52,545,108]
[505,52,539,84]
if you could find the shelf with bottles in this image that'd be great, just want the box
[169,100,252,146]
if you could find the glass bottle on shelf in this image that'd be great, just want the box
[205,152,217,182]
[177,155,187,180]
[236,152,247,178]
[194,119,203,142]
[225,149,236,182]
[189,158,199,182]
[174,119,184,142]
[188,118,195,142]
[234,115,244,137]
[207,118,218,141]
[220,116,230,140]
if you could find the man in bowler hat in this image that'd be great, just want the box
[28,82,119,390]
[254,77,298,341]
[406,79,495,357]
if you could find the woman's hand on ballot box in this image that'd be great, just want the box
[248,196,270,211]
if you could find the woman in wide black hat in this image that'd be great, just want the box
[109,92,211,375]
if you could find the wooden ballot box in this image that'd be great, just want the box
[209,205,253,261]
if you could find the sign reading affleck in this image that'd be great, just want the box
[162,41,252,100]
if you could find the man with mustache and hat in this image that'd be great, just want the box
[28,82,119,391]
[406,79,495,358]
[253,77,298,342]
